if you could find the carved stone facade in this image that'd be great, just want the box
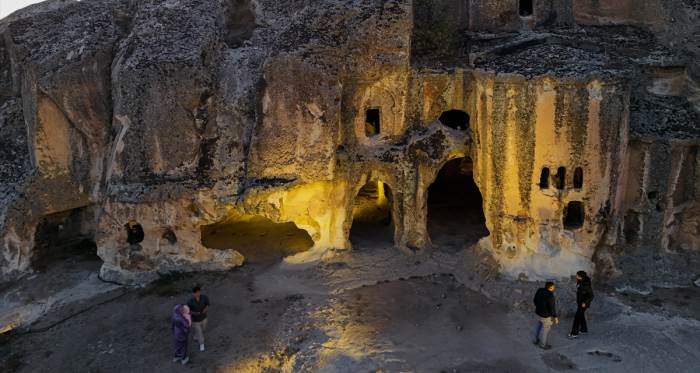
[1,0,698,285]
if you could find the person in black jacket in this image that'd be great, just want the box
[533,281,559,349]
[568,270,594,338]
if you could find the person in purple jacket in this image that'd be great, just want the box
[172,304,192,365]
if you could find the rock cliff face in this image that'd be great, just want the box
[1,0,698,285]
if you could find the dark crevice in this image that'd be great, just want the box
[623,210,640,244]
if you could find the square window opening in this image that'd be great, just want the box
[564,201,584,230]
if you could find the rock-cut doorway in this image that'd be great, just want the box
[349,179,394,249]
[427,157,488,251]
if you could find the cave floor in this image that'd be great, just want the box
[2,237,700,372]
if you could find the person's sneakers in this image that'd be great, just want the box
[567,334,579,339]
[539,344,552,350]
[580,331,588,335]
[172,357,181,363]
[200,343,205,352]
[180,357,189,365]
[532,339,540,346]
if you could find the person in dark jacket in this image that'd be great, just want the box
[187,285,210,352]
[172,304,191,365]
[568,270,594,338]
[533,281,559,349]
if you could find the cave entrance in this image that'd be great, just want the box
[428,157,488,250]
[349,180,394,248]
[32,207,100,272]
[200,215,314,264]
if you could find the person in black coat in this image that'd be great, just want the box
[533,281,559,349]
[568,270,594,338]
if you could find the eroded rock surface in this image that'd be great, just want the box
[0,0,698,286]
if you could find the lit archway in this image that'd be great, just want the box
[349,179,394,248]
[201,215,314,264]
[427,157,488,250]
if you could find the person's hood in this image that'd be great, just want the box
[173,304,184,319]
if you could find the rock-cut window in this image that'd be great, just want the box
[539,168,550,189]
[365,108,380,137]
[520,0,533,17]
[438,110,469,130]
[555,167,566,190]
[564,201,584,230]
[573,167,583,189]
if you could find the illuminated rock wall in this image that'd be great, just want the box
[469,75,629,279]
[0,0,698,284]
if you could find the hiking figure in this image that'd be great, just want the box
[188,285,210,352]
[568,270,594,339]
[172,304,191,365]
[533,281,559,349]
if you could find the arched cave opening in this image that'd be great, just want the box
[428,157,488,250]
[32,207,100,272]
[349,179,394,248]
[200,215,314,264]
[438,109,470,130]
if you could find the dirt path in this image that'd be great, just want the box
[2,242,700,372]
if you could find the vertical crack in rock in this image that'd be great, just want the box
[598,87,626,181]
[554,84,574,138]
[489,81,508,250]
[515,82,537,210]
[567,86,589,168]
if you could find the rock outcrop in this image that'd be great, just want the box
[1,0,698,285]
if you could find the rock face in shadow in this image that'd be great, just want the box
[0,0,698,285]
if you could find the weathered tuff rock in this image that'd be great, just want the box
[1,0,698,285]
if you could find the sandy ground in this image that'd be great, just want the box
[2,222,700,372]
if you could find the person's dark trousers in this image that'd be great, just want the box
[570,306,588,335]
